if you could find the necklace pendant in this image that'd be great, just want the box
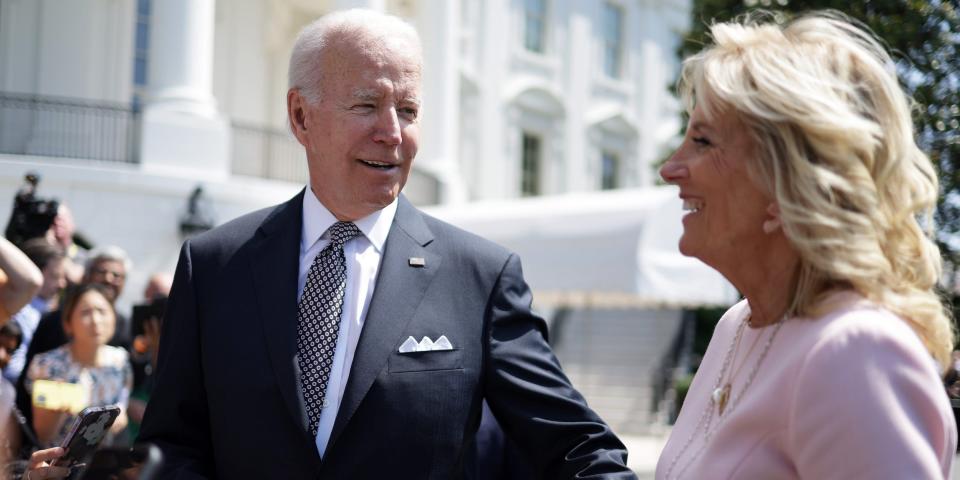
[712,384,731,415]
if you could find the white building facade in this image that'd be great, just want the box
[0,0,704,435]
[0,0,689,200]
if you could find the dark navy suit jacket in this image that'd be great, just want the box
[138,191,634,479]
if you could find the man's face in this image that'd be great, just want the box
[38,257,68,300]
[85,259,126,303]
[288,35,422,221]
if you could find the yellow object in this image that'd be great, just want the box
[32,379,88,414]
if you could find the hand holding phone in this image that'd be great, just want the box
[23,447,71,480]
[52,405,122,469]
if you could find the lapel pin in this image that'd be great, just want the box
[408,257,426,268]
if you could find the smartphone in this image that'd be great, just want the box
[52,405,122,469]
[131,297,166,338]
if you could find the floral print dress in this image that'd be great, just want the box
[26,345,132,447]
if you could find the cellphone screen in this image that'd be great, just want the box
[53,406,122,469]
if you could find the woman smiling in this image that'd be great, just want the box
[656,11,956,479]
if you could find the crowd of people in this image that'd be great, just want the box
[0,189,170,478]
[0,7,958,480]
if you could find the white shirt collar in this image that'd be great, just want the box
[301,187,397,253]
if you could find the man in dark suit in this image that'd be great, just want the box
[139,8,633,479]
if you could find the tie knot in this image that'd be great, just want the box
[326,221,362,247]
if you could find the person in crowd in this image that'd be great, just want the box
[25,284,131,447]
[139,8,633,479]
[15,246,133,445]
[126,272,172,439]
[1,321,23,462]
[656,11,956,479]
[141,273,171,304]
[26,245,132,358]
[44,206,85,284]
[0,237,42,328]
[3,240,68,384]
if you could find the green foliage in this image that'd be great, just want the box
[679,0,960,286]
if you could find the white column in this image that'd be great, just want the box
[147,0,217,115]
[415,0,465,204]
[565,3,592,192]
[140,0,229,180]
[478,0,511,199]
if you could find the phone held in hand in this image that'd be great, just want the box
[52,405,122,469]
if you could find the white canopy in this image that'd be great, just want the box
[423,187,738,309]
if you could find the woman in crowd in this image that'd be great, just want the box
[25,284,131,448]
[657,11,956,479]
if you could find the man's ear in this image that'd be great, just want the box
[762,202,782,234]
[287,89,308,145]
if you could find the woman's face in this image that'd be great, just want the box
[65,290,115,348]
[659,105,775,269]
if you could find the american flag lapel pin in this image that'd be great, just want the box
[408,257,426,267]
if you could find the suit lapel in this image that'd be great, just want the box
[327,196,441,451]
[249,189,317,446]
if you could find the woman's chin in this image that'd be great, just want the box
[677,236,698,258]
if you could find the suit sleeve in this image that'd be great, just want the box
[789,318,956,479]
[483,253,635,479]
[137,241,215,478]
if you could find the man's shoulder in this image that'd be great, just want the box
[414,209,512,263]
[188,196,299,252]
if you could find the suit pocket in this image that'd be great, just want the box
[388,349,463,373]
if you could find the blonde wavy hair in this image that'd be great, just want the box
[678,11,955,369]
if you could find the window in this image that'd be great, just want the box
[133,0,151,108]
[521,133,542,196]
[524,0,547,53]
[601,151,620,190]
[601,3,623,78]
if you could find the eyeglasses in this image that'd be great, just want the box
[90,267,126,281]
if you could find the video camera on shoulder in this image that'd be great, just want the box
[5,171,59,247]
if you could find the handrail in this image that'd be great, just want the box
[0,91,139,164]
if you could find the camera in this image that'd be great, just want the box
[4,172,59,247]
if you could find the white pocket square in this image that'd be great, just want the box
[398,335,454,353]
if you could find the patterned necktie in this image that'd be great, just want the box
[297,221,362,437]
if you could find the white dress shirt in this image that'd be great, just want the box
[298,189,397,458]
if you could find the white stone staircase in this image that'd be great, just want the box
[549,308,684,436]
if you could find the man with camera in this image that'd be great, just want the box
[5,174,88,285]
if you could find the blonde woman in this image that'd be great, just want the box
[656,11,957,479]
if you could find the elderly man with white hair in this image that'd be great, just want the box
[138,8,631,480]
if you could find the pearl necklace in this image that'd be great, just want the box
[662,313,786,480]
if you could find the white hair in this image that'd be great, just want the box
[86,245,132,274]
[288,8,422,104]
